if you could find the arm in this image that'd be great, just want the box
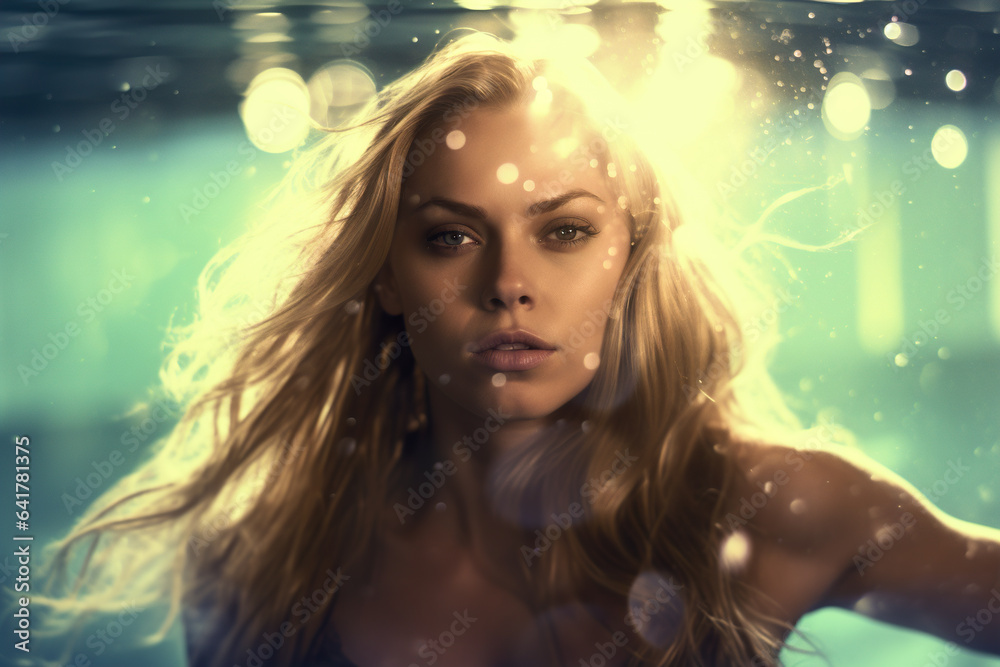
[818,451,1000,654]
[730,440,1000,655]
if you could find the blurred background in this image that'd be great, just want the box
[1,0,999,664]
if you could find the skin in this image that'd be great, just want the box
[330,102,1000,665]
[728,439,1000,656]
[342,101,634,665]
[375,102,631,462]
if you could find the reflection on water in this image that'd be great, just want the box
[1,1,999,665]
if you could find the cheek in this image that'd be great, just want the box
[561,241,629,365]
[395,278,466,360]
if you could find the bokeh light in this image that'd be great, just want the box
[883,21,919,47]
[945,69,967,92]
[511,15,601,60]
[861,68,896,110]
[445,130,466,150]
[497,163,519,184]
[241,68,311,153]
[627,570,684,648]
[310,3,370,25]
[931,124,968,169]
[306,61,376,127]
[822,72,872,140]
[719,530,751,573]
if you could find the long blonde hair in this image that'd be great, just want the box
[36,32,815,667]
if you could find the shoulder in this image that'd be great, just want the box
[722,430,1000,652]
[716,430,922,620]
[723,431,887,546]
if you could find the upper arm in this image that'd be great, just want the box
[728,440,1000,655]
[817,451,1000,654]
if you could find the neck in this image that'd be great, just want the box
[421,382,551,521]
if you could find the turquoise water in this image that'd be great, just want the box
[2,0,999,665]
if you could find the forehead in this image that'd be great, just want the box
[402,104,616,207]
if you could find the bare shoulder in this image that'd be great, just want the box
[720,430,1000,649]
[723,432,892,549]
[714,431,926,623]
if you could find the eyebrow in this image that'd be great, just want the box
[412,189,605,219]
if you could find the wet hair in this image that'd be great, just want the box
[33,32,819,667]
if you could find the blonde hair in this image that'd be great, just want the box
[34,32,816,667]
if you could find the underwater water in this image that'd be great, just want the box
[1,0,999,665]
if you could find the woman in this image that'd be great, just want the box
[39,33,1000,667]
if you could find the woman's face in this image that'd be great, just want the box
[375,101,632,422]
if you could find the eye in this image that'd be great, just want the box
[546,221,598,247]
[427,229,478,252]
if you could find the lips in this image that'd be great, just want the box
[470,329,556,354]
[469,329,556,372]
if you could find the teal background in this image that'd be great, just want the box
[1,1,999,665]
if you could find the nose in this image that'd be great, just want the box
[479,234,535,312]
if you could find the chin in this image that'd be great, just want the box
[455,388,562,423]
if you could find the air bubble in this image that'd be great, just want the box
[445,130,466,149]
[719,531,751,573]
[496,163,518,184]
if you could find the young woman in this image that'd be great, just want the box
[39,33,1000,667]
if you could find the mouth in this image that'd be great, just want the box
[469,329,556,372]
[470,329,556,354]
